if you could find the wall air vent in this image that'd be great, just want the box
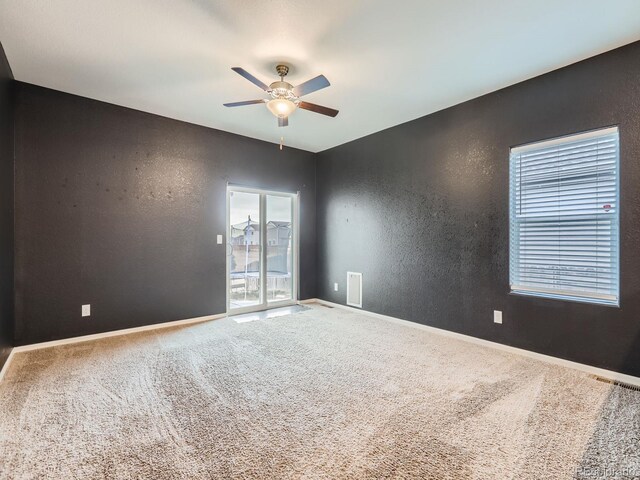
[347,272,363,308]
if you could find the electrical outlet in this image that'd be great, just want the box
[334,282,339,292]
[82,304,91,317]
[494,310,502,324]
[216,234,223,245]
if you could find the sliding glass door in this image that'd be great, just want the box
[227,186,297,313]
[266,194,294,303]
[228,190,262,310]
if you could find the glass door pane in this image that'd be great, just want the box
[266,195,293,303]
[228,191,262,310]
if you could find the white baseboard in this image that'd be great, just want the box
[0,303,315,383]
[3,300,639,389]
[0,349,16,384]
[0,312,226,383]
[310,298,640,388]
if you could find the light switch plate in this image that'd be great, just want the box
[82,304,91,317]
[494,310,502,324]
[334,283,339,291]
[217,234,223,245]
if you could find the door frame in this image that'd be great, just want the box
[225,184,299,315]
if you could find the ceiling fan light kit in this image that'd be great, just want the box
[267,98,296,118]
[224,64,339,128]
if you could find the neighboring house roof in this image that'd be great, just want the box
[231,220,291,230]
[267,221,290,228]
[231,219,259,231]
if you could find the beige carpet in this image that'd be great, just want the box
[0,304,638,479]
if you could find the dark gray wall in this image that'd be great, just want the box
[0,42,14,370]
[14,83,316,345]
[9,40,640,379]
[316,41,640,377]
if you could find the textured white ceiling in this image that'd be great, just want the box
[2,0,640,152]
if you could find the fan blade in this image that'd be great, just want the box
[278,116,289,127]
[292,75,330,97]
[231,67,271,92]
[298,101,339,118]
[223,99,266,107]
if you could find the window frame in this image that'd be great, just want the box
[508,126,621,307]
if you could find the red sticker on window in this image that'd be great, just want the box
[603,204,612,212]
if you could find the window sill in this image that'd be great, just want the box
[509,290,620,308]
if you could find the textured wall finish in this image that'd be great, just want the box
[14,83,316,345]
[0,42,14,371]
[316,41,640,377]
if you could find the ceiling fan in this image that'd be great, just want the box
[224,64,339,127]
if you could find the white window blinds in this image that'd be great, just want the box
[509,127,619,306]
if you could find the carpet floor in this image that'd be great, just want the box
[0,304,638,479]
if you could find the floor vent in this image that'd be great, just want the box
[590,375,640,392]
[347,272,363,308]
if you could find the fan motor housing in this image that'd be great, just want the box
[269,81,296,101]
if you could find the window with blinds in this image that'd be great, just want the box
[509,126,619,306]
